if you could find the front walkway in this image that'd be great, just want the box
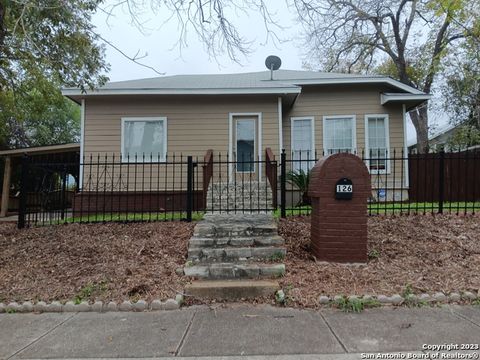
[1,304,479,359]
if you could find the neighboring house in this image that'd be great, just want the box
[408,123,479,153]
[408,124,457,153]
[62,70,430,209]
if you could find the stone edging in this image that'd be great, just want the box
[0,295,184,314]
[314,291,479,306]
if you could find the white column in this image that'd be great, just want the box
[79,99,85,188]
[402,104,409,188]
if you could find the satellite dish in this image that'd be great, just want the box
[265,55,281,80]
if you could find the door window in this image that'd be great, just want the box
[236,119,255,172]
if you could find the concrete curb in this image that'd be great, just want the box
[1,289,478,314]
[310,290,480,307]
[0,295,184,314]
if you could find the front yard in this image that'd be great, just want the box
[0,222,194,303]
[0,214,479,307]
[279,215,480,307]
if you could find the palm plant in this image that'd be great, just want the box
[286,169,311,206]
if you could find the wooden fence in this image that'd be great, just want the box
[408,149,480,202]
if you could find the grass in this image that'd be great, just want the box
[74,281,109,304]
[62,211,205,224]
[269,251,286,261]
[334,296,380,313]
[273,202,480,218]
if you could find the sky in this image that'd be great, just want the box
[92,1,303,80]
[91,0,449,143]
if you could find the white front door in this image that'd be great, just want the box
[229,114,262,181]
[291,117,315,172]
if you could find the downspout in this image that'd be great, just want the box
[278,97,283,156]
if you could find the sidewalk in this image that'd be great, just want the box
[1,304,479,359]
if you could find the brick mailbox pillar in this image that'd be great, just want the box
[308,153,371,263]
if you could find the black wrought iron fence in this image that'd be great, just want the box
[17,150,278,228]
[16,147,480,228]
[278,147,480,217]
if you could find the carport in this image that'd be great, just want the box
[0,143,80,217]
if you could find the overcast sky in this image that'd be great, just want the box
[91,1,450,143]
[92,1,303,80]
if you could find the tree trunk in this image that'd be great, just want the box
[409,106,429,153]
[0,2,5,56]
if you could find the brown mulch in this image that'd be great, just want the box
[0,222,194,303]
[279,214,480,307]
[0,215,479,307]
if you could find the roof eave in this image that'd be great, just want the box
[0,143,80,157]
[290,77,424,95]
[61,87,302,98]
[381,93,431,110]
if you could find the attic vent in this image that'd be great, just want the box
[265,55,282,80]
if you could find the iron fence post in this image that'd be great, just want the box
[18,155,28,229]
[438,150,445,214]
[60,165,67,220]
[186,155,193,222]
[280,149,286,218]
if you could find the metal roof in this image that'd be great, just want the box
[62,70,426,98]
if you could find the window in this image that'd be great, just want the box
[323,115,356,154]
[121,117,167,162]
[365,114,390,173]
[291,117,315,172]
[236,118,256,172]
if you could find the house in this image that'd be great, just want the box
[408,123,479,153]
[62,69,430,212]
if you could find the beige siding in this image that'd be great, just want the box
[81,86,407,195]
[82,95,279,191]
[84,95,279,158]
[283,84,405,154]
[283,84,407,197]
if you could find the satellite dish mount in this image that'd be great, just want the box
[265,55,282,80]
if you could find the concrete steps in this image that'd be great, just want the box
[188,246,286,262]
[206,182,274,212]
[189,235,285,248]
[185,280,280,300]
[184,262,285,280]
[183,213,286,299]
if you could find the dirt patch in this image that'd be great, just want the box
[0,222,194,303]
[279,215,480,307]
[1,215,479,307]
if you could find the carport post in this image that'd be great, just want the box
[18,156,28,229]
[1,156,12,217]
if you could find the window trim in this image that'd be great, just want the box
[290,116,315,171]
[364,114,390,174]
[322,115,357,155]
[228,112,263,181]
[291,116,315,157]
[121,116,168,162]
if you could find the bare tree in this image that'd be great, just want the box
[293,0,479,152]
[101,0,283,64]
